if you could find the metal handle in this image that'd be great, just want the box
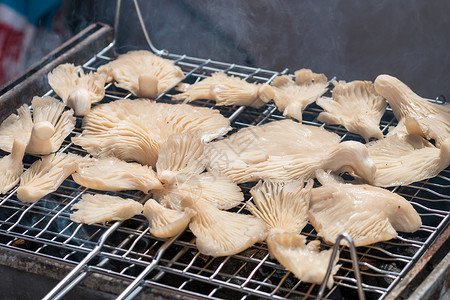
[317,233,365,300]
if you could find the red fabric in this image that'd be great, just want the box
[0,22,25,84]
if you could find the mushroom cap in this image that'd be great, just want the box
[367,134,450,187]
[17,153,88,203]
[267,232,340,289]
[143,199,195,238]
[309,170,422,247]
[0,139,27,194]
[73,156,162,193]
[317,80,386,142]
[97,50,185,98]
[70,193,143,225]
[247,179,313,233]
[73,99,230,166]
[188,200,267,257]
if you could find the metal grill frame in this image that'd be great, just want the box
[0,4,449,299]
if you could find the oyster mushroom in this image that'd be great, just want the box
[367,134,450,187]
[72,156,162,193]
[153,133,243,211]
[271,69,328,121]
[317,80,386,141]
[309,170,422,247]
[0,96,75,155]
[72,99,231,166]
[186,198,267,257]
[70,193,143,225]
[48,63,106,116]
[143,199,195,238]
[17,153,89,203]
[0,139,27,194]
[374,74,450,147]
[97,50,185,98]
[206,119,376,184]
[247,180,339,288]
[172,72,274,108]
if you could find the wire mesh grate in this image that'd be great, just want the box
[0,42,448,300]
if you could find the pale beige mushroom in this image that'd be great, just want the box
[153,134,243,211]
[267,232,340,289]
[374,74,450,147]
[17,153,89,203]
[247,180,313,234]
[0,96,75,155]
[97,50,185,98]
[143,199,195,238]
[70,193,143,225]
[186,199,267,257]
[0,139,27,194]
[309,170,422,247]
[317,80,386,141]
[48,63,106,116]
[271,69,328,121]
[172,72,274,108]
[206,119,376,184]
[72,156,162,193]
[367,134,450,187]
[72,99,231,166]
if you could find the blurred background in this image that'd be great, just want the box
[1,0,449,99]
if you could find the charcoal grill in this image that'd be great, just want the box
[0,1,448,299]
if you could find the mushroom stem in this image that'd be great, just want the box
[68,88,92,116]
[138,73,159,98]
[27,121,55,155]
[257,84,275,103]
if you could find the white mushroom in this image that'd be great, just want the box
[0,139,27,194]
[17,153,89,203]
[206,119,376,184]
[317,80,386,141]
[97,50,185,98]
[309,170,422,247]
[143,199,195,238]
[271,69,328,121]
[48,63,106,116]
[247,179,313,234]
[267,232,340,289]
[186,199,267,257]
[72,99,231,166]
[153,133,243,210]
[0,96,75,155]
[367,134,450,187]
[72,157,162,193]
[374,74,450,147]
[172,72,274,108]
[70,193,143,225]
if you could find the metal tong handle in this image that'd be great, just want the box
[317,233,365,300]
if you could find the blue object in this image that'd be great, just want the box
[1,0,62,28]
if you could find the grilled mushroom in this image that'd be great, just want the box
[98,50,185,98]
[73,156,162,193]
[70,193,143,225]
[0,139,27,194]
[271,69,328,121]
[48,63,106,116]
[317,80,386,141]
[17,153,89,203]
[173,72,274,108]
[309,170,422,247]
[374,74,450,147]
[186,199,267,257]
[0,96,75,155]
[367,134,450,187]
[72,99,231,166]
[143,199,195,238]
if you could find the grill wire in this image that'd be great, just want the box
[0,41,449,300]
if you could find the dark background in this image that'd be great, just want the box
[52,0,450,99]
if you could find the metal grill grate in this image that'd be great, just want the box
[0,41,449,300]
